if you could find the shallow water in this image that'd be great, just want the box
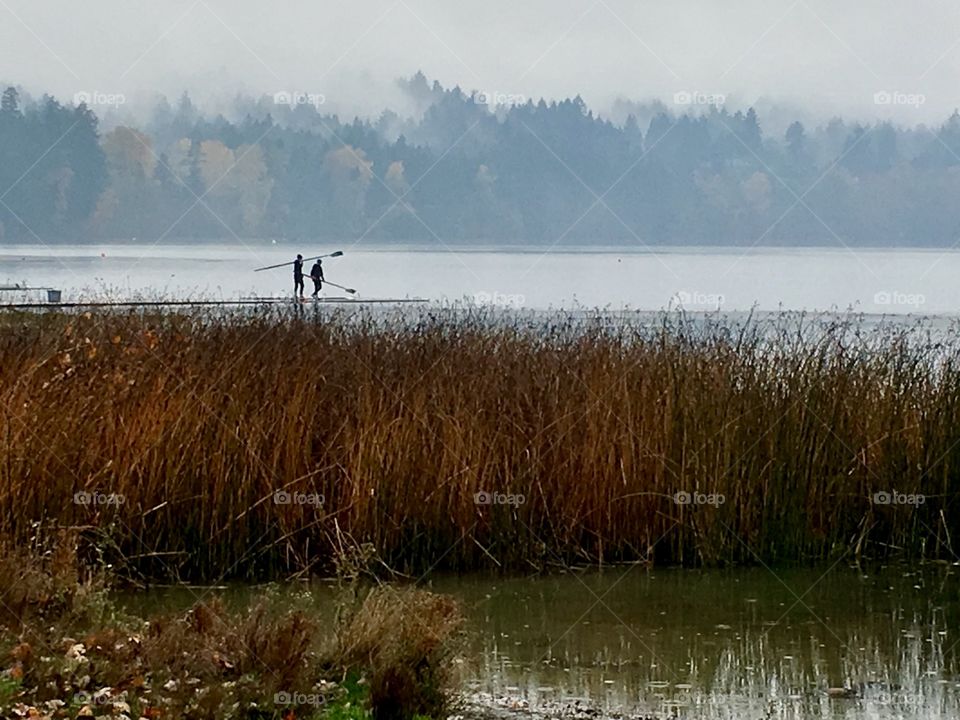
[431,565,960,719]
[4,242,960,313]
[123,564,960,719]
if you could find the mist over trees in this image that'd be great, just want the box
[2,73,960,246]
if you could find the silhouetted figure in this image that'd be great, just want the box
[293,254,304,298]
[310,259,324,298]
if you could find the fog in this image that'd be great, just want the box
[2,0,958,123]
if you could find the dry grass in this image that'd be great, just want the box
[0,307,957,579]
[0,539,326,716]
[0,540,464,719]
[326,586,464,720]
[0,530,109,632]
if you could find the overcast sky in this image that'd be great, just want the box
[2,0,959,124]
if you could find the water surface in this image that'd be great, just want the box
[4,242,960,313]
[429,565,960,719]
[123,564,960,719]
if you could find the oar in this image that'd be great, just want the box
[321,279,357,295]
[253,250,344,272]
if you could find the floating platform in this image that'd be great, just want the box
[0,297,429,309]
[0,285,62,302]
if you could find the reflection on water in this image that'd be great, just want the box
[427,565,960,719]
[121,565,960,719]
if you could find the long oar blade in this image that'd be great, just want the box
[324,280,357,294]
[253,250,344,272]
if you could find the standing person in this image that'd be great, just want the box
[293,254,304,298]
[310,258,325,298]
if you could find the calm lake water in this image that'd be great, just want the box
[124,564,960,720]
[2,242,960,313]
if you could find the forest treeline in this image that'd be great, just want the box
[2,72,960,245]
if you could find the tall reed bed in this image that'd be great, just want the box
[0,307,957,579]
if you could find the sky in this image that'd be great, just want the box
[1,0,960,125]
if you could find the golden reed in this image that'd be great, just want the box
[0,308,954,580]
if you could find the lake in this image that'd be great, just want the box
[124,564,960,720]
[437,566,960,719]
[2,242,960,313]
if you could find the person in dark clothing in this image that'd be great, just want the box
[293,254,304,298]
[310,259,324,298]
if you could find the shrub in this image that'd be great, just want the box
[326,586,464,720]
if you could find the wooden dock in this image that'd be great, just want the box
[0,297,429,309]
